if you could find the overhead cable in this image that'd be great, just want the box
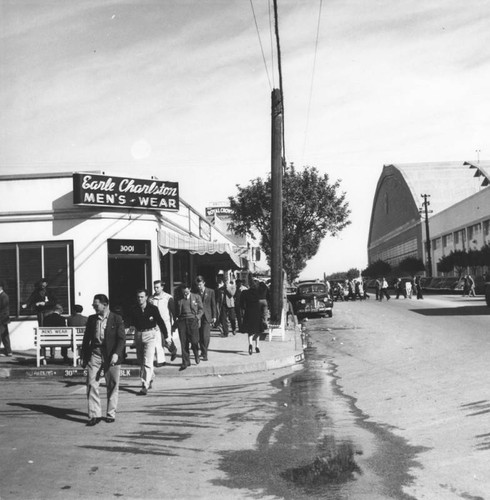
[302,0,324,163]
[249,0,272,90]
[272,0,286,166]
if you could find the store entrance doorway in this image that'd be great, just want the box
[107,239,151,318]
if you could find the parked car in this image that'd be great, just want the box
[290,281,333,319]
[485,280,490,307]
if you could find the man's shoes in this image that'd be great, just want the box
[202,356,208,361]
[149,380,153,389]
[179,364,187,371]
[170,351,177,362]
[255,347,260,353]
[138,386,148,396]
[154,362,166,367]
[195,354,200,364]
[105,416,115,423]
[86,417,101,427]
[248,345,253,355]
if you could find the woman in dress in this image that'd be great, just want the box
[239,274,262,355]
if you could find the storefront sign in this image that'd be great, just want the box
[205,206,233,217]
[73,173,179,211]
[108,239,148,255]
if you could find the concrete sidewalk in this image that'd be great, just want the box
[0,325,304,379]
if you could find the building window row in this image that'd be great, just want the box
[0,241,73,318]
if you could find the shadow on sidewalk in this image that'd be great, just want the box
[7,402,87,423]
[411,305,490,316]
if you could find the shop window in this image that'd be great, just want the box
[0,241,73,318]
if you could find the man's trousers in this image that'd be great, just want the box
[199,317,211,360]
[136,329,157,389]
[86,350,120,419]
[178,317,199,366]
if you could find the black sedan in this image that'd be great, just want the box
[290,281,333,319]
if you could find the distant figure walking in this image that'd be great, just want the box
[414,276,424,300]
[239,275,262,355]
[379,278,390,301]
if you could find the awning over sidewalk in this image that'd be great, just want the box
[158,229,242,267]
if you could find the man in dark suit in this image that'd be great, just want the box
[174,283,203,371]
[81,294,126,426]
[195,276,216,361]
[0,280,12,357]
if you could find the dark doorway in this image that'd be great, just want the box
[108,258,150,318]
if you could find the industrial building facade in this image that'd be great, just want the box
[368,161,490,276]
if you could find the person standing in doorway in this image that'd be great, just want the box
[81,294,126,426]
[150,280,177,365]
[195,276,216,362]
[0,280,12,357]
[129,289,168,395]
[174,283,203,371]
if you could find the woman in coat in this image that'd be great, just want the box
[239,274,262,355]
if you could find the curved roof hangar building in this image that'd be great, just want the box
[368,161,490,274]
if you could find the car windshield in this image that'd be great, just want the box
[298,284,326,295]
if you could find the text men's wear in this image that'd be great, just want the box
[81,312,126,419]
[129,303,167,389]
[175,293,203,368]
[197,287,217,360]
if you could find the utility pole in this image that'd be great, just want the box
[270,88,283,323]
[420,194,433,277]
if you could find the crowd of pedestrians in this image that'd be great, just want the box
[0,272,271,426]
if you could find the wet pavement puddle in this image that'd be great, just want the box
[216,325,425,499]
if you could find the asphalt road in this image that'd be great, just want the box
[1,294,489,500]
[317,293,490,500]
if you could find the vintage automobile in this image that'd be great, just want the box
[290,281,333,319]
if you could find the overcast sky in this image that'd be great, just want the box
[1,0,489,276]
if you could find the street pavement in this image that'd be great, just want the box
[0,324,304,380]
[317,293,490,500]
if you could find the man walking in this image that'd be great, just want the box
[81,294,126,426]
[129,289,168,395]
[150,280,177,364]
[195,276,216,361]
[379,277,390,301]
[174,283,203,371]
[0,280,12,357]
[216,274,237,336]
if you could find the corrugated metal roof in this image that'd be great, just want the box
[384,161,487,216]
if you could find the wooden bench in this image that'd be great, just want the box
[34,327,138,367]
[34,327,78,367]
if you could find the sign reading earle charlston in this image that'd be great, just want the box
[72,173,179,211]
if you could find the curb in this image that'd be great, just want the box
[0,352,305,380]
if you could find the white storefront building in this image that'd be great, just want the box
[0,171,248,350]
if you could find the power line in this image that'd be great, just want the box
[302,0,323,163]
[249,0,272,90]
[272,0,286,166]
[268,0,275,88]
